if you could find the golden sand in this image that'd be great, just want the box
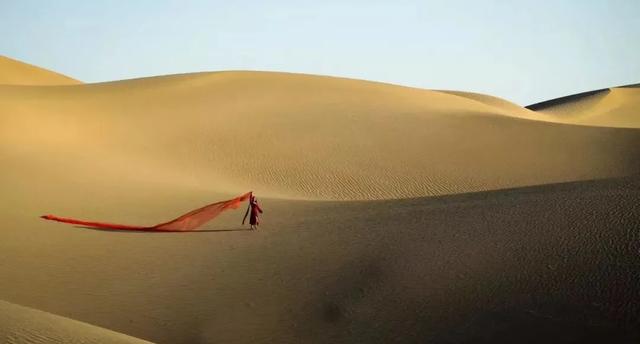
[1,57,639,343]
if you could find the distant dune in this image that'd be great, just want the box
[0,300,149,343]
[527,84,640,128]
[0,55,81,85]
[1,57,639,343]
[1,71,639,200]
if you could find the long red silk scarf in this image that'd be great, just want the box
[41,192,252,231]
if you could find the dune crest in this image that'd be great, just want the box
[0,300,150,343]
[527,85,640,128]
[0,55,81,86]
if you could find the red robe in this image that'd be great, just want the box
[243,198,263,225]
[250,202,263,225]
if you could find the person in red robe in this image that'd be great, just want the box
[242,194,263,230]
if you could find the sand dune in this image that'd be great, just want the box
[1,57,640,343]
[1,71,639,200]
[0,55,81,86]
[438,90,533,118]
[1,177,638,343]
[527,84,640,128]
[0,300,149,343]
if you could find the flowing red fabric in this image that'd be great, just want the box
[41,192,252,231]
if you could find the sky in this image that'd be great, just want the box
[1,0,639,105]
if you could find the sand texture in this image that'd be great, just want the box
[0,300,150,344]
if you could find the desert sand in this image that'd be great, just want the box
[0,300,150,343]
[0,56,81,86]
[1,56,639,343]
[527,84,640,128]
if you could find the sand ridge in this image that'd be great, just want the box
[527,85,640,128]
[0,55,81,86]
[0,300,150,344]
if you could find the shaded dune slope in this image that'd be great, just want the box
[526,89,610,111]
[1,177,638,343]
[527,84,640,128]
[0,300,149,344]
[1,71,639,200]
[0,55,81,86]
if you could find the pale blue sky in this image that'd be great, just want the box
[1,0,639,104]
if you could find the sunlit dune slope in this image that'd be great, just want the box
[0,55,81,86]
[1,71,639,200]
[438,90,533,117]
[527,84,640,128]
[0,300,149,344]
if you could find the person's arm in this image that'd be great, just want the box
[242,204,250,225]
[256,204,263,213]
